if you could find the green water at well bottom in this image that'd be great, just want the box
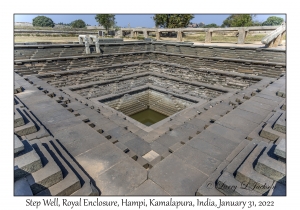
[129,109,168,126]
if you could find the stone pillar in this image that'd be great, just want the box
[273,33,282,47]
[89,35,100,52]
[143,30,148,38]
[266,33,283,48]
[237,28,248,44]
[95,38,100,54]
[78,37,82,44]
[205,29,213,43]
[156,31,160,40]
[177,30,183,42]
[88,37,93,45]
[95,42,100,53]
[279,31,286,45]
[130,31,133,38]
[78,35,84,44]
[84,37,90,54]
[265,40,275,48]
[98,31,104,37]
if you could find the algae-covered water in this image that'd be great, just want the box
[129,109,168,126]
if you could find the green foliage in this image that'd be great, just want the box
[252,21,262,26]
[95,14,116,33]
[137,36,145,40]
[70,19,86,28]
[198,22,205,27]
[262,16,284,26]
[153,14,194,28]
[204,23,219,28]
[114,25,121,31]
[56,22,71,26]
[222,15,255,27]
[32,16,55,27]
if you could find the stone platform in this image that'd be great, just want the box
[14,41,286,196]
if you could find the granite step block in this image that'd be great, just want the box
[196,160,228,196]
[26,139,63,195]
[22,126,51,141]
[276,86,286,98]
[14,135,24,155]
[274,138,286,160]
[14,120,37,137]
[14,110,25,128]
[226,139,250,162]
[223,139,260,175]
[273,112,286,134]
[217,171,261,195]
[142,150,161,168]
[14,140,43,181]
[45,139,99,196]
[254,143,286,185]
[235,141,274,194]
[36,138,81,196]
[260,111,284,140]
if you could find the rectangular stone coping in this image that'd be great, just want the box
[65,71,232,96]
[274,138,286,158]
[89,92,205,134]
[34,60,264,84]
[14,135,24,154]
[14,42,145,49]
[96,85,200,104]
[25,140,63,194]
[14,50,286,66]
[14,140,42,172]
[153,51,286,66]
[257,144,285,175]
[15,39,286,52]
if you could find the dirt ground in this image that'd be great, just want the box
[14,33,285,50]
[14,36,79,43]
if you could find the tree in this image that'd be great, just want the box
[221,14,255,27]
[204,23,219,28]
[114,25,120,32]
[95,14,116,33]
[262,16,284,26]
[252,21,262,26]
[70,19,86,28]
[198,22,205,27]
[57,22,71,26]
[32,16,55,27]
[153,14,194,28]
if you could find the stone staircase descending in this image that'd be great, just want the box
[14,88,99,196]
[196,137,286,196]
[14,136,99,196]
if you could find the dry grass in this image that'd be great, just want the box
[14,26,99,32]
[130,32,286,44]
[14,32,286,44]
[14,36,79,43]
[183,33,286,44]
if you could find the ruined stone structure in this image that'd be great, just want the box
[14,39,286,196]
[261,22,286,48]
[120,25,279,43]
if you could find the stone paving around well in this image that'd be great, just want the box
[14,40,286,196]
